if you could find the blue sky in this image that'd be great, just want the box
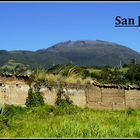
[0,2,140,52]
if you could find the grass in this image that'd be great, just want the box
[86,68,101,74]
[44,73,94,85]
[62,75,93,85]
[45,74,62,82]
[118,67,129,73]
[87,67,128,74]
[0,104,140,138]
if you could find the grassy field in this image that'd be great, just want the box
[86,68,102,74]
[0,104,140,138]
[87,67,128,74]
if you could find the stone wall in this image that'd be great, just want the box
[1,77,140,110]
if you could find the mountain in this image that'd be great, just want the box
[37,40,140,67]
[0,40,140,68]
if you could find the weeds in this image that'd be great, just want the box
[0,104,140,138]
[0,105,17,128]
[126,107,137,116]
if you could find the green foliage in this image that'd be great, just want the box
[90,72,100,80]
[2,60,140,86]
[125,64,140,85]
[55,86,73,107]
[60,65,84,77]
[0,103,4,114]
[47,64,64,75]
[126,108,137,116]
[1,105,140,138]
[33,67,48,81]
[1,40,140,68]
[82,70,91,78]
[27,104,54,118]
[54,85,81,116]
[0,104,19,128]
[53,104,83,116]
[25,87,44,107]
[97,67,125,84]
[0,59,30,75]
[131,58,136,64]
[34,63,140,85]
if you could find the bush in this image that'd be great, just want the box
[53,85,82,115]
[25,87,44,107]
[82,70,90,78]
[55,86,73,107]
[125,64,140,85]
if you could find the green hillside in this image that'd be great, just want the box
[0,40,140,68]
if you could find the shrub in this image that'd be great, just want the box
[55,85,73,107]
[82,70,90,78]
[125,64,140,85]
[25,87,44,107]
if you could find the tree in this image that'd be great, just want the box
[125,64,140,85]
[25,87,44,107]
[55,85,73,107]
[131,58,136,64]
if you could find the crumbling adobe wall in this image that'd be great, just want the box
[125,89,140,109]
[0,78,29,106]
[0,78,87,107]
[86,86,140,110]
[86,87,126,110]
[1,77,140,110]
[40,86,87,107]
